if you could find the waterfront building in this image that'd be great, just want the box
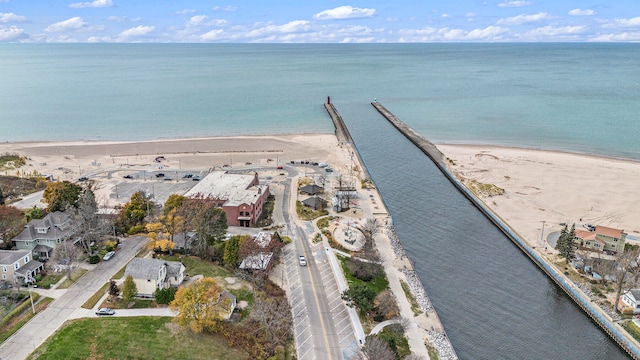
[184,171,269,227]
[575,225,627,254]
[12,212,76,260]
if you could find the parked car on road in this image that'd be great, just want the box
[123,174,134,179]
[103,251,115,261]
[78,176,89,182]
[299,255,307,266]
[96,308,115,316]
[155,173,165,178]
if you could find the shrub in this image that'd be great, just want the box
[88,255,100,264]
[154,287,177,304]
[346,258,383,282]
[105,240,119,252]
[127,225,145,235]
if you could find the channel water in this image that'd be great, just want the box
[339,103,629,359]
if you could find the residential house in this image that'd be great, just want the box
[299,184,324,195]
[12,212,76,260]
[618,289,640,314]
[0,250,44,284]
[124,258,186,297]
[575,226,627,254]
[238,231,276,273]
[184,171,270,227]
[302,196,326,211]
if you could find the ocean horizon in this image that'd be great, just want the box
[2,43,640,161]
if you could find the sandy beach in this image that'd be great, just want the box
[1,134,352,208]
[437,144,640,249]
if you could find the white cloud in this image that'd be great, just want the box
[603,17,640,28]
[176,9,196,15]
[44,17,88,32]
[200,29,224,40]
[0,12,26,23]
[398,25,508,42]
[466,13,476,18]
[441,13,451,18]
[107,16,141,23]
[119,25,154,38]
[498,1,532,7]
[568,9,595,16]
[0,25,26,42]
[245,20,310,38]
[68,0,113,9]
[314,6,376,20]
[497,12,550,25]
[212,6,237,12]
[589,32,640,42]
[522,25,587,39]
[186,15,226,27]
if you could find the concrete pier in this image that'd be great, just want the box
[371,101,640,360]
[324,102,371,181]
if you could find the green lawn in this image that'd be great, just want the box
[81,282,109,309]
[157,254,232,278]
[56,268,89,289]
[27,317,249,360]
[35,273,64,289]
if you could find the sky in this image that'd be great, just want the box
[1,1,640,43]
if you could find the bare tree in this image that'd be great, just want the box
[72,190,108,255]
[354,336,395,360]
[249,294,293,348]
[356,218,382,261]
[50,240,84,280]
[612,247,640,309]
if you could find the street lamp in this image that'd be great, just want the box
[540,220,546,249]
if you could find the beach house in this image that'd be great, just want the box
[617,289,640,314]
[575,225,627,254]
[184,171,269,227]
[12,212,76,260]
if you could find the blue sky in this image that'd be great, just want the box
[1,1,640,42]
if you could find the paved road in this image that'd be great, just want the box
[283,175,356,360]
[0,236,146,360]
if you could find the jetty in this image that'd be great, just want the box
[325,99,458,359]
[371,100,640,359]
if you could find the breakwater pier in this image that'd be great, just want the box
[371,101,640,359]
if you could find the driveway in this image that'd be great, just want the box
[0,236,146,360]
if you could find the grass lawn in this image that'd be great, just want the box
[157,254,232,278]
[100,297,157,309]
[35,273,64,289]
[111,264,128,280]
[81,282,109,309]
[27,317,249,360]
[56,268,89,289]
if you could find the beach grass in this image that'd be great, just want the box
[26,317,249,360]
[400,280,423,316]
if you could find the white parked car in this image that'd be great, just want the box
[103,251,115,261]
[299,255,307,266]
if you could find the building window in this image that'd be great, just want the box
[14,263,19,270]
[24,256,29,264]
[2,266,6,273]
[1,274,5,280]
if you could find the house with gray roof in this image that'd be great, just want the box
[12,212,76,260]
[0,249,44,285]
[124,258,185,297]
[617,289,640,314]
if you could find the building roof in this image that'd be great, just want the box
[630,289,640,301]
[125,258,182,281]
[239,252,273,270]
[300,184,324,195]
[575,229,596,241]
[184,171,268,207]
[302,196,326,209]
[252,232,274,248]
[596,225,626,239]
[16,260,44,276]
[0,250,30,265]
[166,261,185,278]
[13,211,74,242]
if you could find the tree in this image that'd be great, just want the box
[181,197,227,259]
[247,294,293,349]
[353,336,396,360]
[24,206,44,221]
[122,275,138,303]
[72,189,107,255]
[42,181,83,212]
[342,282,377,316]
[164,194,186,216]
[50,240,83,279]
[223,235,243,268]
[170,277,226,333]
[108,280,120,299]
[0,205,25,245]
[0,187,4,205]
[555,224,575,263]
[116,191,153,234]
[356,218,382,261]
[613,248,640,310]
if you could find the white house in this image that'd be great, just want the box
[124,258,186,297]
[617,289,640,314]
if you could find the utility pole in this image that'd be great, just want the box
[540,220,546,249]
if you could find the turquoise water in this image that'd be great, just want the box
[2,43,640,160]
